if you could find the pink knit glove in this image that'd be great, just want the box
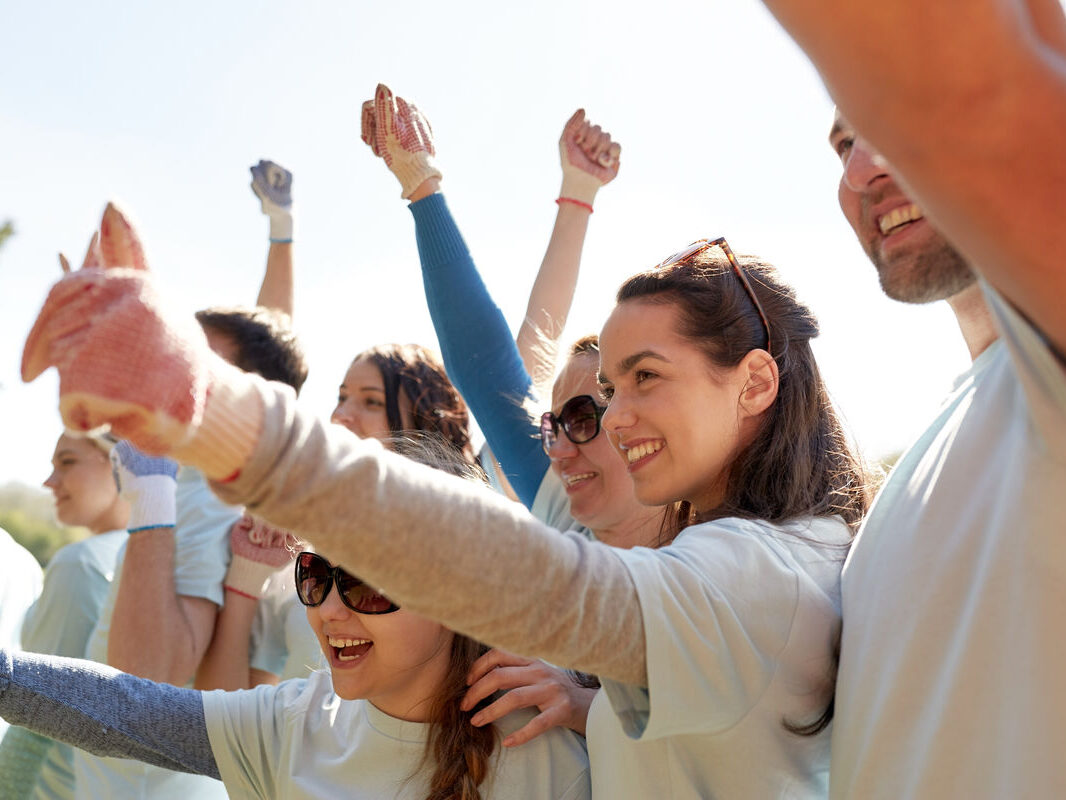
[224,513,301,599]
[360,83,442,199]
[558,109,622,207]
[21,203,261,480]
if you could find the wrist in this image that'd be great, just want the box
[225,554,282,599]
[124,476,177,531]
[170,358,264,482]
[559,172,601,207]
[556,197,594,214]
[268,212,293,243]
[408,176,442,203]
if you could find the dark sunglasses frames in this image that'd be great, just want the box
[540,394,607,455]
[656,237,773,355]
[294,551,399,615]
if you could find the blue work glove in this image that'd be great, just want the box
[111,440,179,532]
[250,159,293,242]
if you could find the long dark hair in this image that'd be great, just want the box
[617,250,870,737]
[359,344,476,466]
[616,249,870,537]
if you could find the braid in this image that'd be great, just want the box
[423,636,498,800]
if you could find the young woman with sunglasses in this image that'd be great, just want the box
[0,437,591,800]
[21,197,872,796]
[0,432,128,799]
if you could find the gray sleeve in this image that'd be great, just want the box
[0,649,220,779]
[212,380,649,687]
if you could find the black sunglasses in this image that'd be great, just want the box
[294,551,399,615]
[540,394,607,455]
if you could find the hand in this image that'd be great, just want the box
[21,202,261,479]
[460,648,596,747]
[110,440,179,531]
[558,109,622,207]
[360,83,442,199]
[250,160,294,242]
[224,513,301,599]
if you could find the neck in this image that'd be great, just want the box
[593,505,666,549]
[946,283,998,360]
[91,499,130,535]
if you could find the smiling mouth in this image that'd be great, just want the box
[563,472,596,487]
[878,203,924,235]
[328,636,373,662]
[624,441,664,464]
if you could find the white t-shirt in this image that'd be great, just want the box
[830,286,1066,798]
[74,467,239,800]
[0,527,43,741]
[203,670,591,799]
[591,516,850,799]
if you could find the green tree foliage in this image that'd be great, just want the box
[0,483,87,567]
[0,220,13,251]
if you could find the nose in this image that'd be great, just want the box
[331,403,363,438]
[318,580,352,620]
[842,138,890,192]
[43,469,59,490]
[601,393,635,436]
[545,428,579,461]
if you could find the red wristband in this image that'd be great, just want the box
[556,197,594,213]
[224,585,258,601]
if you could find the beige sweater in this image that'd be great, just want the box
[212,380,649,686]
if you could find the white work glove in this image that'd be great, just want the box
[250,160,293,242]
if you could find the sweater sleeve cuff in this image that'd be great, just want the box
[409,193,471,272]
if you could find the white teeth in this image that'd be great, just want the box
[625,441,664,463]
[879,203,923,235]
[564,472,595,486]
[328,636,370,648]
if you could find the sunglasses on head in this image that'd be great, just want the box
[540,394,607,455]
[656,236,773,355]
[294,551,399,615]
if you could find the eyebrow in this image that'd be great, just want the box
[599,350,670,383]
[337,384,386,393]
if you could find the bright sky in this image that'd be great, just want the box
[0,0,971,489]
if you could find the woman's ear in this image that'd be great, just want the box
[738,349,779,418]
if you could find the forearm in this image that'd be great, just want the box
[0,649,219,779]
[109,532,214,684]
[763,0,1066,354]
[194,591,258,691]
[213,379,649,686]
[410,193,550,506]
[515,202,590,387]
[256,242,294,317]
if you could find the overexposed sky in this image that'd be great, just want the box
[0,0,970,488]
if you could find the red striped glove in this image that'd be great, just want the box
[225,513,301,599]
[21,203,261,480]
[360,83,442,199]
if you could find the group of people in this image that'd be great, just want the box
[1,0,1064,797]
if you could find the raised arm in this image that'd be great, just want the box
[761,0,1066,355]
[250,160,294,317]
[0,649,218,779]
[360,85,549,507]
[517,109,620,390]
[106,444,220,686]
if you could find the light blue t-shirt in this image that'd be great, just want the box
[0,527,42,742]
[249,568,323,681]
[15,530,126,800]
[204,670,591,799]
[75,467,239,800]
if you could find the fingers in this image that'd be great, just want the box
[58,253,71,274]
[468,686,570,747]
[602,141,622,169]
[98,203,148,271]
[560,108,586,144]
[81,232,101,270]
[500,706,570,748]
[360,100,378,153]
[466,648,534,686]
[376,83,397,150]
